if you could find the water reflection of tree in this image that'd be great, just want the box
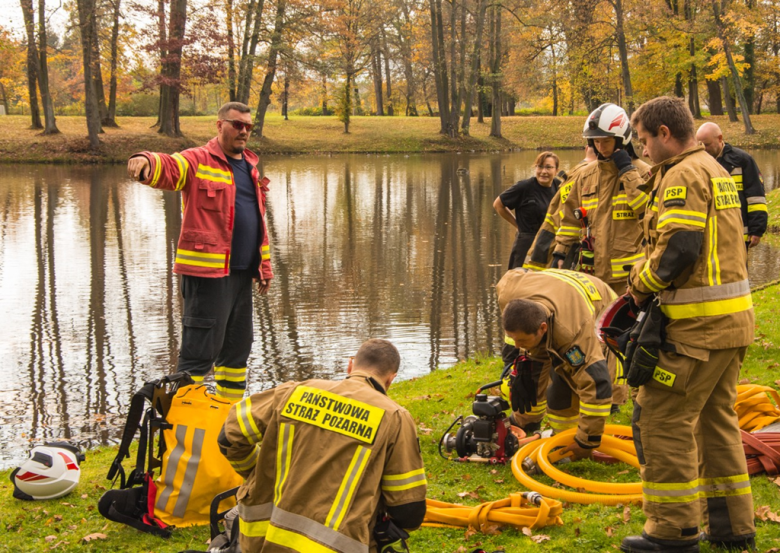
[429,159,451,370]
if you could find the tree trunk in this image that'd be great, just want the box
[153,0,167,127]
[252,0,286,138]
[687,39,701,118]
[342,72,352,133]
[37,0,59,133]
[382,28,393,116]
[429,0,449,133]
[743,0,755,113]
[721,76,738,122]
[282,73,289,120]
[674,73,684,97]
[397,2,417,116]
[89,13,108,125]
[321,73,329,115]
[104,0,121,127]
[477,62,485,122]
[371,40,384,115]
[712,0,754,133]
[0,82,8,114]
[461,0,486,134]
[612,0,634,114]
[236,0,265,104]
[158,0,187,137]
[446,0,462,137]
[489,4,501,138]
[354,86,360,115]
[707,78,723,115]
[76,0,101,149]
[226,0,237,101]
[21,0,43,129]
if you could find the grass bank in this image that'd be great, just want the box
[4,113,780,163]
[2,285,780,552]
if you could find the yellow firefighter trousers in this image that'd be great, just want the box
[633,346,755,542]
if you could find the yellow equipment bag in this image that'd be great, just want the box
[154,384,243,527]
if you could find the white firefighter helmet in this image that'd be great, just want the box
[582,103,632,146]
[11,442,84,500]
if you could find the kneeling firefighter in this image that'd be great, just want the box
[496,269,617,459]
[218,339,427,553]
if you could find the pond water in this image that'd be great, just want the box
[0,149,778,469]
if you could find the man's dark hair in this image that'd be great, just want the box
[502,299,547,335]
[354,339,401,377]
[631,96,694,142]
[218,102,251,119]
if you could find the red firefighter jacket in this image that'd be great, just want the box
[134,138,273,280]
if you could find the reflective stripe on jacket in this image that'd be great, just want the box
[717,143,768,239]
[629,146,754,349]
[135,137,273,279]
[221,375,427,552]
[553,158,651,284]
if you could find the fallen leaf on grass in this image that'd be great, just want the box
[522,527,533,537]
[53,515,62,522]
[531,534,550,543]
[82,533,107,542]
[462,474,472,481]
[464,527,477,539]
[481,524,502,535]
[606,526,615,537]
[494,479,504,484]
[739,378,750,385]
[81,494,88,499]
[490,469,498,475]
[45,536,57,543]
[754,505,780,522]
[623,506,631,523]
[616,470,629,475]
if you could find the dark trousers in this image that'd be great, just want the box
[508,232,536,270]
[177,270,254,402]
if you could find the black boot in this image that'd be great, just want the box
[700,532,756,551]
[620,532,699,552]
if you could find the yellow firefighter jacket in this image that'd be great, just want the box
[523,160,591,271]
[554,158,652,288]
[497,269,617,449]
[220,373,427,553]
[629,146,754,350]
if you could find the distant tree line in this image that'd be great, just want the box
[3,0,778,146]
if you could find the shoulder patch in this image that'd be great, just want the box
[564,346,586,367]
[663,186,687,207]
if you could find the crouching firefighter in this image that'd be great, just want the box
[496,268,617,458]
[620,97,756,553]
[217,339,427,553]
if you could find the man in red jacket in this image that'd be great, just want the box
[127,102,272,402]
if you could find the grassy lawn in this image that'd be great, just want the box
[3,113,780,163]
[1,286,779,552]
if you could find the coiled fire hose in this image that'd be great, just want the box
[423,492,563,532]
[511,425,643,506]
[736,384,780,432]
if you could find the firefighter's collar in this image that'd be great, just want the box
[650,144,705,175]
[346,371,388,395]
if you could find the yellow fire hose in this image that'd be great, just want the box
[423,492,563,531]
[511,424,643,505]
[736,384,780,432]
[424,386,780,534]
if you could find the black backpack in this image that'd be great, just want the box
[98,372,194,538]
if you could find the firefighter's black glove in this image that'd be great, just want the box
[552,251,566,269]
[611,149,633,174]
[626,345,658,387]
[579,245,595,273]
[510,357,537,414]
[374,518,410,553]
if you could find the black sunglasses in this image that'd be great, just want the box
[222,119,254,132]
